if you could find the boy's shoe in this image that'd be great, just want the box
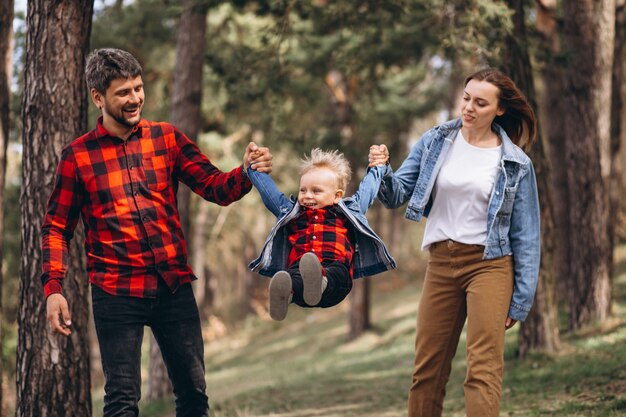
[269,271,292,321]
[300,252,324,306]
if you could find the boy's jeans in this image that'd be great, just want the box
[288,260,352,308]
[92,280,209,417]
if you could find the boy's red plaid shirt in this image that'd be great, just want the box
[287,206,354,275]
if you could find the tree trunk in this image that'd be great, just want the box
[171,0,209,244]
[562,0,614,330]
[325,69,372,338]
[536,0,570,309]
[348,278,371,341]
[17,1,94,416]
[148,0,210,401]
[609,0,624,280]
[0,0,13,411]
[501,0,560,356]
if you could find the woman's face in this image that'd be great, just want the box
[461,79,504,130]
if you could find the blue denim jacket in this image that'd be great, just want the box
[248,165,396,279]
[378,118,540,321]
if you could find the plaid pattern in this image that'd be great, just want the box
[287,206,354,274]
[41,118,252,298]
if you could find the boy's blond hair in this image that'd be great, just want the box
[300,148,352,191]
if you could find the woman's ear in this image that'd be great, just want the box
[496,106,505,116]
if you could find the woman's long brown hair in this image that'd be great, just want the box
[465,68,537,152]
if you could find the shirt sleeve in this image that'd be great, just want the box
[41,146,83,298]
[173,129,252,205]
[352,164,385,214]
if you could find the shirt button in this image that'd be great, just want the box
[314,216,318,220]
[129,165,134,170]
[134,191,139,196]
[142,216,148,222]
[312,236,317,240]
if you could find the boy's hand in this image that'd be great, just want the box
[368,144,389,167]
[244,142,273,173]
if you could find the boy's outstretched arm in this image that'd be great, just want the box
[352,146,390,214]
[247,167,293,218]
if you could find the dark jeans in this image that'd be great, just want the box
[91,280,209,417]
[289,260,353,308]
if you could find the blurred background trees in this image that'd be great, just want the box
[3,0,626,415]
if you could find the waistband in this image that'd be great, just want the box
[429,239,485,252]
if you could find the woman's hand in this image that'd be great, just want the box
[368,144,389,167]
[505,317,518,330]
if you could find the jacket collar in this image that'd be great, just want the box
[439,118,528,164]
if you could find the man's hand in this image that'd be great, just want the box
[46,293,72,336]
[368,144,389,167]
[244,142,273,173]
[505,317,518,330]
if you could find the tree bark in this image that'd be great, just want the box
[501,0,560,356]
[535,0,570,309]
[148,0,210,401]
[0,0,13,411]
[562,0,614,329]
[609,0,624,281]
[348,278,371,341]
[325,69,372,338]
[17,1,94,416]
[171,0,209,244]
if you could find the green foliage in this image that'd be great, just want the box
[90,0,180,122]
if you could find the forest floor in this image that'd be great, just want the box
[94,248,626,417]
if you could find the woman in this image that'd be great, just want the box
[369,68,540,417]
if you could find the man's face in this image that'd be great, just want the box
[92,76,144,130]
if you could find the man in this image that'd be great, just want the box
[42,48,272,417]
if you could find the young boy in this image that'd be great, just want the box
[247,148,395,320]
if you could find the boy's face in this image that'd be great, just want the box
[298,167,344,209]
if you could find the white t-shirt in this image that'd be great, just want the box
[422,130,502,250]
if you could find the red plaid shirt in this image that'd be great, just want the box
[41,118,252,298]
[287,206,354,274]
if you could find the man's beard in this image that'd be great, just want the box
[105,103,142,128]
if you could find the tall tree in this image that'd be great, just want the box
[324,69,372,339]
[500,0,560,355]
[609,0,625,282]
[147,0,210,401]
[17,1,94,416]
[0,0,14,410]
[562,0,614,329]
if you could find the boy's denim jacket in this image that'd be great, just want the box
[378,118,540,321]
[247,165,396,279]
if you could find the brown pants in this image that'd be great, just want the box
[408,240,513,417]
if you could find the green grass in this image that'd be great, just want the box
[104,261,626,417]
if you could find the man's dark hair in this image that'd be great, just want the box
[85,48,143,94]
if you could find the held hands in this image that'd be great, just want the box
[244,142,273,173]
[46,293,72,336]
[368,144,389,167]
